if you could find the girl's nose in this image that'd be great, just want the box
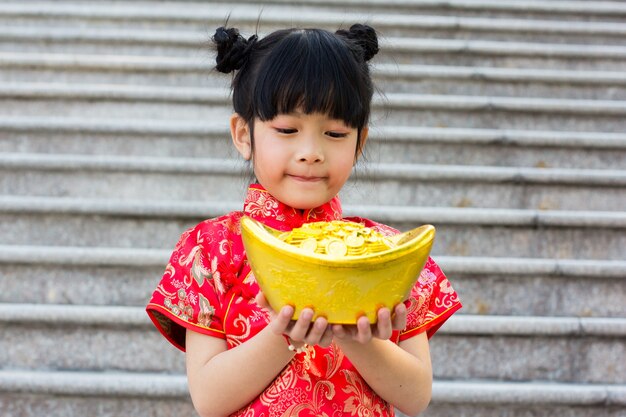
[296,138,325,163]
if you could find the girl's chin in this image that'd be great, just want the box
[279,192,332,210]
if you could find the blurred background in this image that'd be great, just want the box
[0,0,625,416]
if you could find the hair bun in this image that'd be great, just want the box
[336,24,379,62]
[212,27,258,73]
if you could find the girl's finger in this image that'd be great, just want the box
[391,303,408,331]
[305,316,329,345]
[255,292,273,312]
[332,324,348,339]
[318,327,334,347]
[356,316,372,343]
[288,308,314,342]
[375,307,393,340]
[271,305,294,335]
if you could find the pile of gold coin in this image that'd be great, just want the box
[278,221,396,257]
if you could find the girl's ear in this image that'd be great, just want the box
[230,113,252,160]
[355,127,369,162]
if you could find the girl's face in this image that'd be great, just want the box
[231,111,366,210]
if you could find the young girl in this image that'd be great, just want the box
[146,24,461,417]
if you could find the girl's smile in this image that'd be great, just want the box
[286,174,327,182]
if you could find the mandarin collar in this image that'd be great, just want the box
[242,183,343,231]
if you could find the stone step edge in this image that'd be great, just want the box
[0,369,624,405]
[1,245,624,278]
[3,84,626,116]
[2,195,626,228]
[1,303,625,337]
[1,3,625,36]
[4,0,626,18]
[2,116,626,149]
[2,27,626,59]
[232,0,626,17]
[2,153,625,186]
[4,52,626,87]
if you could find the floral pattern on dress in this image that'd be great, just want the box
[342,370,385,417]
[146,183,462,417]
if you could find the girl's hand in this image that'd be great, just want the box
[256,292,334,348]
[332,303,408,344]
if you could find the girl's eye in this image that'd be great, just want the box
[327,131,348,138]
[276,128,297,134]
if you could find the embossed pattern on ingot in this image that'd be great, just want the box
[278,221,395,257]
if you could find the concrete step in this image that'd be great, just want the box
[383,93,626,131]
[374,64,626,100]
[1,245,624,318]
[386,37,626,70]
[1,25,625,69]
[2,84,625,131]
[1,303,624,384]
[1,2,625,44]
[1,196,625,259]
[190,0,626,22]
[2,153,625,210]
[1,369,624,417]
[2,117,625,169]
[3,52,625,100]
[0,369,193,417]
[34,0,626,21]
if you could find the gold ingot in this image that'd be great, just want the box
[240,217,436,323]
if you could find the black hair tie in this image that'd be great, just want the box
[213,27,258,73]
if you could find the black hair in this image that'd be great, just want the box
[212,24,379,156]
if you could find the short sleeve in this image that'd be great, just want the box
[399,257,462,340]
[146,222,229,351]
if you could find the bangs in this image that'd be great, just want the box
[252,30,370,128]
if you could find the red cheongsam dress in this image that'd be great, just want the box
[146,183,462,417]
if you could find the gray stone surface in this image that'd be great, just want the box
[1,24,625,69]
[2,52,625,99]
[0,395,198,417]
[3,83,626,130]
[422,403,626,417]
[0,324,186,374]
[2,210,625,259]
[2,304,625,383]
[3,320,624,383]
[220,0,626,22]
[430,335,626,383]
[5,171,625,208]
[2,250,624,317]
[2,155,625,209]
[2,121,625,169]
[1,370,624,417]
[4,0,626,22]
[0,264,162,306]
[1,2,626,42]
[447,273,626,318]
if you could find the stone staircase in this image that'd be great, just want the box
[0,1,625,416]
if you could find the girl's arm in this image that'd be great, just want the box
[332,306,433,417]
[185,302,332,417]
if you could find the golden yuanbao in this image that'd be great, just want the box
[240,217,435,324]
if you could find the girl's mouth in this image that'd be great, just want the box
[288,174,325,182]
